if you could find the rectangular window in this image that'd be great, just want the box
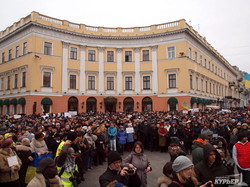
[189,48,192,59]
[213,84,215,94]
[107,77,114,90]
[15,46,19,58]
[196,77,199,90]
[107,51,114,62]
[14,74,18,89]
[169,74,176,88]
[206,81,208,93]
[167,47,175,59]
[2,52,5,63]
[143,50,150,61]
[88,76,95,90]
[43,72,51,87]
[190,75,193,89]
[209,61,211,70]
[70,75,76,89]
[200,55,202,65]
[212,64,214,72]
[125,76,132,90]
[210,83,212,94]
[0,77,4,90]
[125,51,132,62]
[201,79,204,92]
[8,49,12,61]
[204,59,207,68]
[23,42,27,55]
[44,42,52,55]
[143,76,150,90]
[195,52,197,62]
[70,47,77,60]
[88,50,96,61]
[22,72,26,87]
[7,76,10,90]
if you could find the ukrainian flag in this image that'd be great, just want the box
[245,73,250,88]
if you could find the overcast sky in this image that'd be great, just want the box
[1,0,249,73]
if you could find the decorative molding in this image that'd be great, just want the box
[139,71,153,74]
[40,66,55,71]
[134,48,140,53]
[104,71,117,75]
[85,71,99,75]
[68,69,80,74]
[164,68,179,73]
[122,72,135,75]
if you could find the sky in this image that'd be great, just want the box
[1,0,250,73]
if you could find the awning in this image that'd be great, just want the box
[41,97,53,105]
[167,97,178,104]
[0,99,3,106]
[17,97,26,105]
[191,97,197,103]
[10,98,17,105]
[197,98,202,104]
[104,97,117,104]
[3,99,10,105]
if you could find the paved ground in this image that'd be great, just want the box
[79,150,176,187]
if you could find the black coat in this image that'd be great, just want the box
[194,144,230,186]
[99,167,141,187]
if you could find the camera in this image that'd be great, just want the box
[127,167,134,174]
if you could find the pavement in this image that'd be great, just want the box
[79,150,174,187]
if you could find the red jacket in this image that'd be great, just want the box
[235,142,250,168]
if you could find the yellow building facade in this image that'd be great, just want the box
[0,12,241,115]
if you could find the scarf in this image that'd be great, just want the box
[64,156,76,173]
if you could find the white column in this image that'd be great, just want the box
[152,46,158,93]
[134,48,140,93]
[62,42,68,93]
[116,48,122,93]
[98,47,105,93]
[80,45,86,93]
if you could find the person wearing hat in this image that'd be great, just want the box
[16,138,34,187]
[0,138,22,186]
[99,151,141,187]
[27,157,62,187]
[169,156,212,187]
[192,135,209,165]
[232,131,250,185]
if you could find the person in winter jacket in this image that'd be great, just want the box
[30,131,48,155]
[126,122,135,152]
[15,138,34,187]
[168,156,212,187]
[27,157,62,187]
[99,151,141,187]
[108,122,117,151]
[194,143,230,186]
[117,125,127,155]
[0,138,22,187]
[157,161,173,187]
[232,131,250,185]
[123,141,152,187]
[158,123,168,152]
[191,135,209,165]
[56,143,79,187]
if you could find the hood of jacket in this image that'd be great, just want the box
[203,144,221,167]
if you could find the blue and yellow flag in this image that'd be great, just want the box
[245,73,250,88]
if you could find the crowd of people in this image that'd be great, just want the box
[0,109,249,187]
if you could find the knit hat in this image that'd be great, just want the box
[21,138,30,146]
[172,156,193,173]
[1,138,13,148]
[107,151,122,165]
[37,157,55,173]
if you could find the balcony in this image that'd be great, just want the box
[229,82,235,87]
